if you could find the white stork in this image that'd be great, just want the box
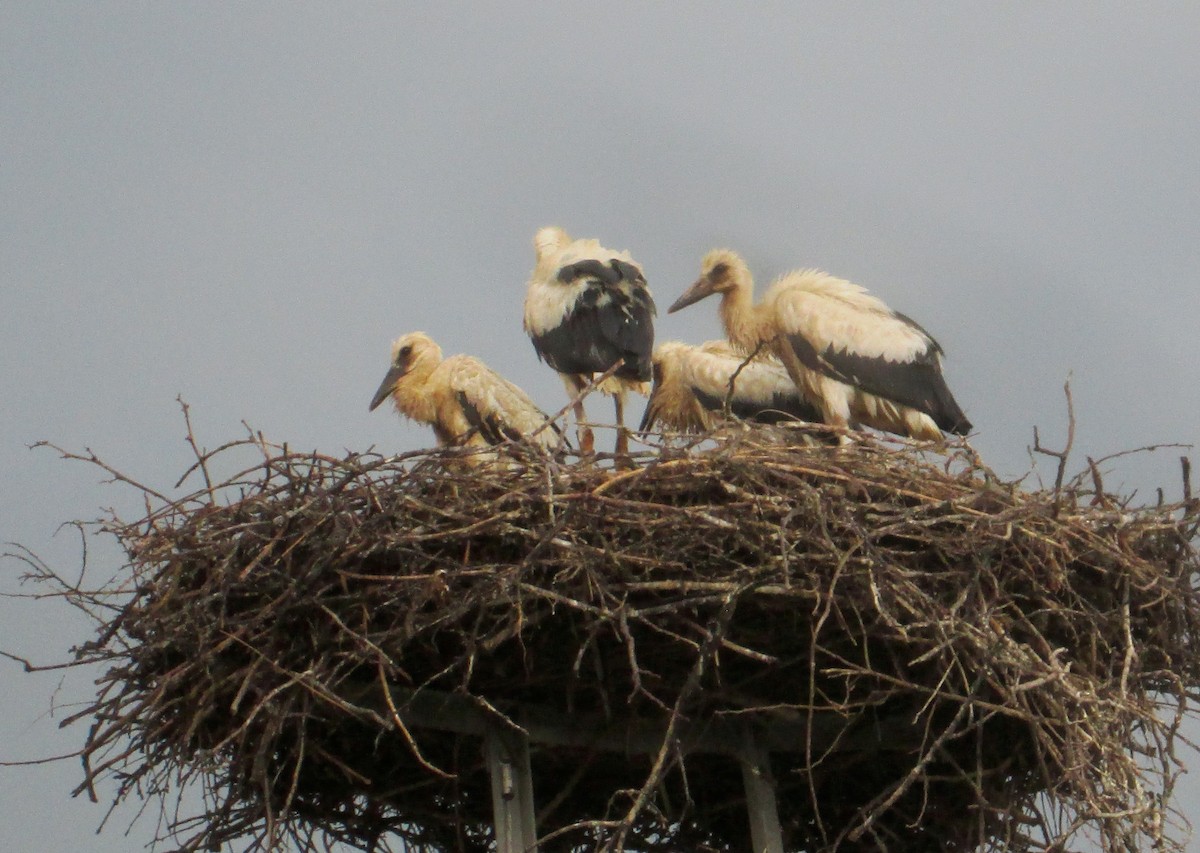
[640,340,825,434]
[368,332,563,458]
[523,226,656,456]
[667,250,971,440]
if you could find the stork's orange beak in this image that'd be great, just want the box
[667,276,719,314]
[368,365,406,411]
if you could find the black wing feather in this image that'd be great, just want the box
[534,260,656,382]
[609,259,643,284]
[455,391,520,446]
[786,332,971,434]
[456,391,566,448]
[692,386,823,425]
[557,259,619,286]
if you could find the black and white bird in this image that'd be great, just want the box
[369,332,563,460]
[668,250,971,440]
[640,340,824,434]
[523,226,655,455]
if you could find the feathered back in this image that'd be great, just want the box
[524,227,656,389]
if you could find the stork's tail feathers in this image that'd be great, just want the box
[597,375,650,399]
[930,379,972,435]
[942,411,972,436]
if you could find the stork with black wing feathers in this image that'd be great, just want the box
[524,226,656,455]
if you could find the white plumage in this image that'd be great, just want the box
[369,332,563,457]
[640,340,824,434]
[668,250,971,441]
[524,226,656,455]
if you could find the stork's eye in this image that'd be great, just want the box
[398,345,412,359]
[710,262,730,279]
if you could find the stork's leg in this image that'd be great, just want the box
[823,409,854,446]
[564,375,594,456]
[613,391,630,458]
[817,405,851,446]
[821,380,855,446]
[576,400,594,455]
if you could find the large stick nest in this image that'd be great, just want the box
[23,425,1200,852]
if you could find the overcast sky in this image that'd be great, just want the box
[3,4,1199,851]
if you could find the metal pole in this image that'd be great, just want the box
[485,724,538,853]
[739,728,784,853]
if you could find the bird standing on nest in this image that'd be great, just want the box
[668,250,971,440]
[523,226,656,456]
[369,331,563,457]
[640,340,825,435]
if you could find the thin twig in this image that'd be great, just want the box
[1032,378,1076,516]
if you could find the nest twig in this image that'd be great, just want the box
[9,420,1200,852]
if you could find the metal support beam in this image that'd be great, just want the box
[739,728,784,853]
[485,724,538,853]
[346,682,918,758]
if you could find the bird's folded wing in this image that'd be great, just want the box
[773,288,935,364]
[449,360,561,447]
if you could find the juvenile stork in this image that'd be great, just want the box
[524,226,656,455]
[667,251,971,440]
[368,332,563,458]
[640,340,825,434]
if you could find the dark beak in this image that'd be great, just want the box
[369,365,406,411]
[667,276,718,314]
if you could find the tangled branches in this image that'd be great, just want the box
[12,424,1200,852]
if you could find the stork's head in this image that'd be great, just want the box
[533,226,572,264]
[368,332,442,411]
[668,249,749,313]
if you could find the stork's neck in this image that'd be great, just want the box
[718,278,769,353]
[393,357,439,424]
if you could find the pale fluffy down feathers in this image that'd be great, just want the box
[369,332,562,456]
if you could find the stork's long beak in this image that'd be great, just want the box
[368,365,406,411]
[667,276,718,314]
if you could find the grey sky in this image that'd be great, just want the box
[3,4,1198,850]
